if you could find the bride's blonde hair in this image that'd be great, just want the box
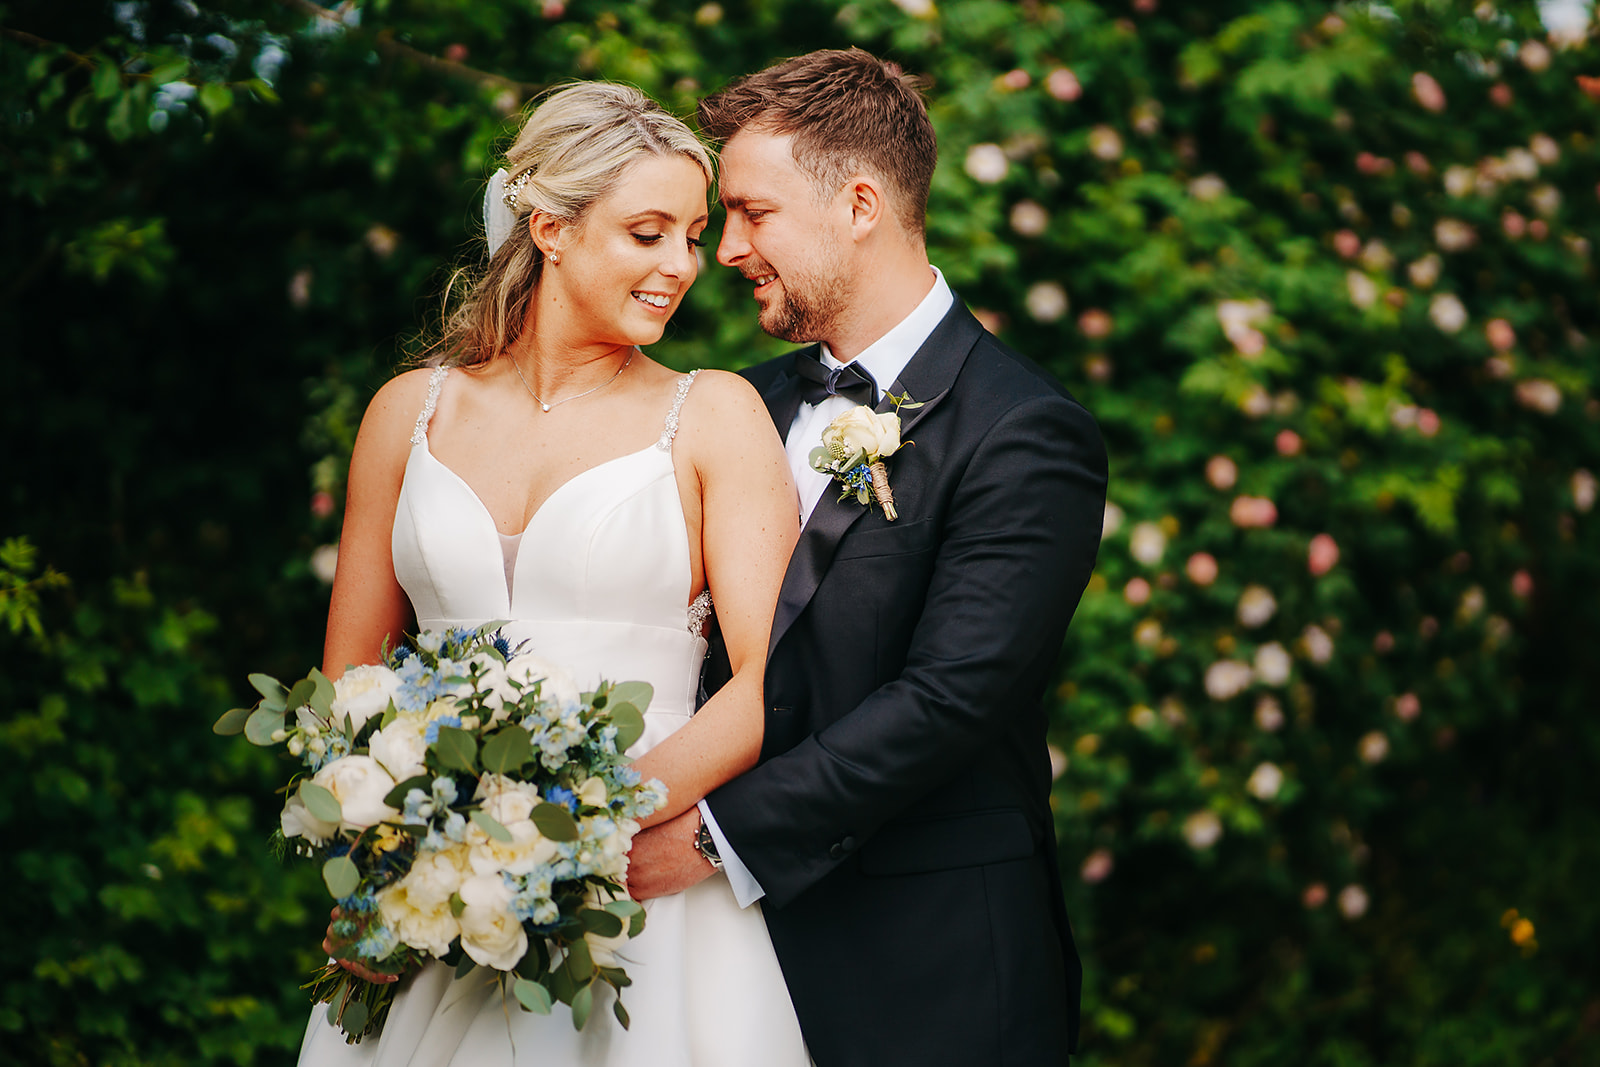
[428,83,713,368]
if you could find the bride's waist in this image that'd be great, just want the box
[418,617,705,716]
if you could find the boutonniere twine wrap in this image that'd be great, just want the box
[809,404,911,521]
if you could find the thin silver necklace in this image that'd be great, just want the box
[510,348,635,413]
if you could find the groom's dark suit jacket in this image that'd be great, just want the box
[703,298,1107,1066]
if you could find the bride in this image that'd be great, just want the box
[297,82,808,1066]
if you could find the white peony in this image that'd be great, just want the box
[369,714,429,781]
[822,407,901,462]
[311,755,399,832]
[330,664,401,733]
[457,873,529,971]
[476,774,542,825]
[379,845,471,956]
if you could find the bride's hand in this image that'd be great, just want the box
[322,906,400,984]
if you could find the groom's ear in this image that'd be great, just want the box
[842,175,887,241]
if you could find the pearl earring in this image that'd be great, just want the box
[549,252,560,265]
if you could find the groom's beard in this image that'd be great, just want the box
[747,256,847,344]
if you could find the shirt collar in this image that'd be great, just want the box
[819,265,954,393]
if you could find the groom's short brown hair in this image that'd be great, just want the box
[697,48,937,239]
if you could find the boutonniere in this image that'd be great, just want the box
[808,395,922,521]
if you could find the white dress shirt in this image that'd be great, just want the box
[700,266,955,907]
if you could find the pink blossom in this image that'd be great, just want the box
[1308,533,1340,576]
[1404,151,1432,176]
[1303,883,1328,909]
[1515,379,1561,414]
[443,42,469,63]
[1373,630,1395,654]
[1046,67,1083,102]
[999,68,1031,91]
[1502,211,1527,240]
[1255,695,1284,732]
[1079,309,1114,339]
[541,0,565,16]
[1485,318,1516,352]
[1417,409,1441,437]
[1489,83,1514,108]
[1205,660,1253,700]
[1206,455,1239,491]
[1412,72,1447,112]
[310,491,335,518]
[1572,469,1597,514]
[1333,229,1361,258]
[1230,495,1278,529]
[1435,218,1478,252]
[1511,570,1533,598]
[1123,577,1152,605]
[1275,429,1302,456]
[1080,848,1114,883]
[1395,692,1421,722]
[1186,552,1219,586]
[1529,134,1560,166]
[1520,40,1552,72]
[1084,355,1113,383]
[1530,220,1549,241]
[1132,0,1158,12]
[1182,810,1223,849]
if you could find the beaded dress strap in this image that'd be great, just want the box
[655,370,700,451]
[410,366,449,446]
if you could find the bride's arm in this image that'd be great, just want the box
[629,371,798,828]
[321,370,430,680]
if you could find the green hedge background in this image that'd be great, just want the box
[3,0,1597,1063]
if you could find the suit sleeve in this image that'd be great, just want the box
[704,392,1108,908]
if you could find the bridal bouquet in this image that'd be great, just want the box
[214,624,665,1043]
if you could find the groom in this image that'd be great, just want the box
[628,48,1106,1065]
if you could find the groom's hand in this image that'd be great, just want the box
[627,806,716,900]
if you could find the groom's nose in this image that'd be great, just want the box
[716,213,751,267]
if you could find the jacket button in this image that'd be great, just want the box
[829,836,858,860]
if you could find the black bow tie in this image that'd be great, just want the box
[793,350,879,408]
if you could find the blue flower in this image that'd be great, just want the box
[389,644,414,667]
[491,633,513,659]
[424,715,462,744]
[394,656,449,712]
[545,785,577,813]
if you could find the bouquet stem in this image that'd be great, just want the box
[868,461,898,521]
[303,961,402,1044]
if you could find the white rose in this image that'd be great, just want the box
[576,776,609,809]
[280,792,337,844]
[504,656,580,711]
[311,755,399,832]
[377,849,466,957]
[457,873,529,971]
[469,820,559,878]
[330,664,401,733]
[369,715,429,781]
[475,774,541,825]
[822,407,901,463]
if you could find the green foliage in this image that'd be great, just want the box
[3,0,1597,1063]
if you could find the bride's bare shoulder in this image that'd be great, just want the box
[679,368,784,458]
[360,366,443,441]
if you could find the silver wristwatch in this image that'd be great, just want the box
[694,813,724,871]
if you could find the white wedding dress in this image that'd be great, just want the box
[297,367,809,1067]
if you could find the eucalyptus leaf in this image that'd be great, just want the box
[244,707,284,747]
[322,856,359,899]
[513,977,553,1014]
[570,982,593,1031]
[309,667,336,716]
[383,774,433,809]
[213,706,251,735]
[454,952,476,979]
[299,780,342,823]
[608,681,653,712]
[470,809,513,843]
[530,802,579,842]
[603,899,645,938]
[608,703,646,754]
[612,997,630,1030]
[450,891,466,918]
[480,727,533,774]
[548,959,576,1004]
[565,938,594,982]
[433,726,478,773]
[580,908,623,938]
[285,677,316,711]
[249,672,288,709]
[339,999,369,1034]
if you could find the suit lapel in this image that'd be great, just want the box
[767,299,985,658]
